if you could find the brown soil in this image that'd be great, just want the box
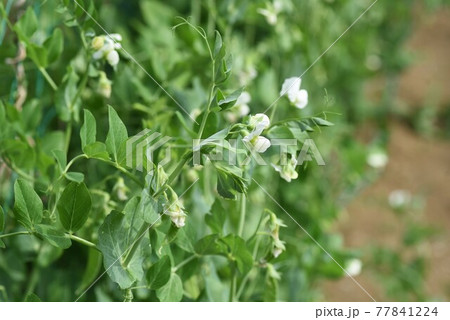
[322,8,450,301]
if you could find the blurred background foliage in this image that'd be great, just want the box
[1,0,449,301]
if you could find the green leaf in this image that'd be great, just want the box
[213,30,223,58]
[217,88,244,111]
[25,293,41,302]
[195,234,253,274]
[80,109,97,150]
[37,242,63,267]
[205,200,226,234]
[57,182,92,232]
[221,234,253,274]
[194,234,227,256]
[84,142,110,160]
[215,163,247,200]
[14,7,38,38]
[65,172,85,183]
[0,206,4,233]
[27,43,48,68]
[76,248,103,296]
[55,66,79,121]
[35,224,72,249]
[97,210,146,289]
[297,121,314,132]
[13,179,43,230]
[52,149,67,172]
[105,105,128,163]
[0,239,4,249]
[311,117,334,127]
[44,28,64,63]
[146,255,172,290]
[156,273,183,302]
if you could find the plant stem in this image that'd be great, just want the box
[64,154,88,174]
[96,158,144,188]
[69,234,97,249]
[0,231,30,239]
[153,152,193,198]
[37,66,57,91]
[229,266,237,302]
[238,193,246,237]
[197,83,215,139]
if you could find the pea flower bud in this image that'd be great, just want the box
[91,36,105,51]
[272,156,298,182]
[98,72,112,98]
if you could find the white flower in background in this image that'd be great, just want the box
[225,92,252,123]
[272,238,285,258]
[91,33,122,67]
[268,210,286,258]
[257,0,283,26]
[164,200,186,228]
[112,177,129,201]
[345,258,362,277]
[236,91,251,117]
[388,189,412,209]
[266,263,281,280]
[272,156,298,182]
[367,150,388,169]
[280,77,308,109]
[98,71,112,98]
[106,50,119,66]
[238,66,257,86]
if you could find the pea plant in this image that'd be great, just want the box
[1,0,440,302]
[0,0,338,302]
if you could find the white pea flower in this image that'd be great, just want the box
[257,1,283,26]
[266,263,281,280]
[345,259,362,277]
[91,34,122,67]
[236,91,251,117]
[243,135,271,153]
[112,177,128,201]
[249,113,270,135]
[108,33,123,42]
[257,8,277,25]
[238,66,257,86]
[91,36,104,51]
[164,200,187,228]
[106,50,120,67]
[280,77,308,109]
[272,238,286,258]
[243,113,271,153]
[225,92,251,123]
[272,156,298,182]
[388,190,412,209]
[253,136,271,153]
[367,151,388,169]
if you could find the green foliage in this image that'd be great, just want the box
[0,0,443,302]
[57,182,92,232]
[13,179,43,231]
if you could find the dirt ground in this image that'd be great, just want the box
[322,9,450,301]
